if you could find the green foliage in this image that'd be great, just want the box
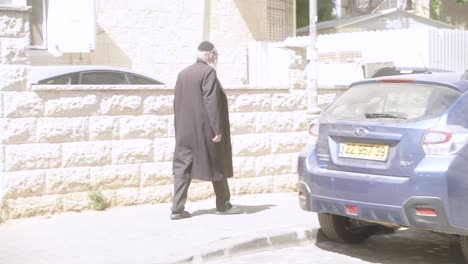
[431,0,467,20]
[318,0,336,22]
[297,0,309,28]
[87,184,109,211]
[430,0,442,20]
[296,0,336,28]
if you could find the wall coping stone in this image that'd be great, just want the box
[31,85,290,91]
[0,5,30,12]
[31,85,173,91]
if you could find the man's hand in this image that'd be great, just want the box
[212,134,222,142]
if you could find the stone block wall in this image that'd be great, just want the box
[0,6,29,91]
[0,5,309,220]
[1,85,308,219]
[0,5,31,220]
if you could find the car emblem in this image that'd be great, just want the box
[400,161,414,166]
[353,128,368,137]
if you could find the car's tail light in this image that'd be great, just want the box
[416,208,437,216]
[423,126,468,155]
[423,129,451,144]
[346,205,358,216]
[378,78,416,83]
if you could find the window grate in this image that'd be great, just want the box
[267,0,294,41]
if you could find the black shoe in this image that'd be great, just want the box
[216,205,244,215]
[170,211,191,220]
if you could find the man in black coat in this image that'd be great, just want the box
[171,41,240,220]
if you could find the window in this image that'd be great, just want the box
[27,0,47,49]
[128,74,163,85]
[325,84,461,121]
[80,71,128,85]
[267,0,294,41]
[27,0,96,53]
[38,73,79,84]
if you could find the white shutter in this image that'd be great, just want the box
[47,0,95,55]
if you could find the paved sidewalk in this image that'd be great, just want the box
[0,192,319,264]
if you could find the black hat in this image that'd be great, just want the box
[197,41,215,52]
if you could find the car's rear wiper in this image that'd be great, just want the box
[365,113,407,119]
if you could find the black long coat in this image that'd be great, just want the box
[172,60,233,181]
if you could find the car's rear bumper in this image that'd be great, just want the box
[299,179,468,235]
[297,145,468,236]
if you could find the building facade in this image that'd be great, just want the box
[27,0,297,86]
[0,2,309,220]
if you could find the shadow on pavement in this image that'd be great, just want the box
[315,228,466,264]
[191,204,276,217]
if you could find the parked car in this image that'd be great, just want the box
[298,71,468,259]
[371,66,451,78]
[30,65,165,85]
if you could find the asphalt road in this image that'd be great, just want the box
[206,228,467,264]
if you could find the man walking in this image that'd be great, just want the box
[171,41,240,220]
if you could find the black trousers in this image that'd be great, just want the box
[171,177,231,214]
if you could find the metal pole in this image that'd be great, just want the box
[307,0,321,124]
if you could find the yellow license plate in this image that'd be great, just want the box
[338,143,389,161]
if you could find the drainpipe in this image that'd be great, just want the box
[306,0,321,126]
[201,0,210,41]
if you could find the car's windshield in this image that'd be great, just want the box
[325,83,461,122]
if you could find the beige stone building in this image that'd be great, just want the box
[27,0,297,86]
[0,2,310,220]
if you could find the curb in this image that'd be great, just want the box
[163,227,319,264]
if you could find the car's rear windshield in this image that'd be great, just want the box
[325,83,461,122]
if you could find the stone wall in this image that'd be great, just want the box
[0,6,29,90]
[0,5,31,220]
[0,5,308,220]
[1,85,308,219]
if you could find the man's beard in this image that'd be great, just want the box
[208,62,217,70]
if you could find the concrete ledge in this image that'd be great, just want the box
[31,84,290,92]
[31,84,172,91]
[224,86,290,91]
[0,5,30,12]
[163,227,319,264]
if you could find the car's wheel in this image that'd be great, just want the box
[459,236,468,261]
[318,213,374,244]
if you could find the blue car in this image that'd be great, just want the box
[298,71,468,258]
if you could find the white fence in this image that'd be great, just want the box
[249,28,468,87]
[248,41,291,87]
[429,29,468,72]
